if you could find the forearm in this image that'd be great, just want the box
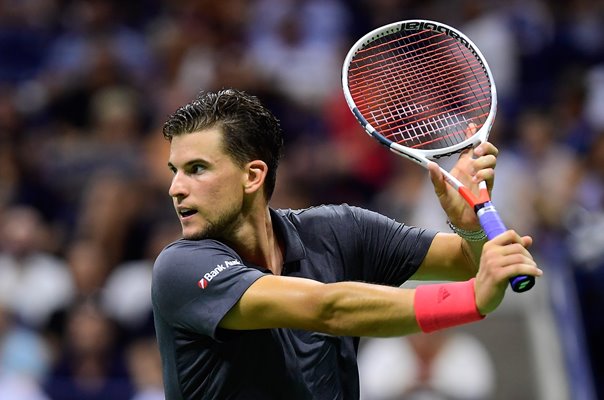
[221,276,421,337]
[309,280,484,336]
[412,233,481,281]
[222,274,486,337]
[317,281,421,337]
[461,237,486,276]
[312,280,484,336]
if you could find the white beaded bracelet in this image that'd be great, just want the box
[446,220,487,242]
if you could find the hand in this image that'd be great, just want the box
[427,124,499,230]
[473,230,542,315]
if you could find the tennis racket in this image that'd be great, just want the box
[342,19,534,293]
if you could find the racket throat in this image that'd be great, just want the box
[458,186,490,208]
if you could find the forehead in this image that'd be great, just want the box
[168,127,226,165]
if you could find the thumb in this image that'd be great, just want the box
[428,161,447,197]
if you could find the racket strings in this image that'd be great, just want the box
[349,51,490,117]
[350,33,478,91]
[352,32,488,119]
[354,36,487,140]
[347,30,491,149]
[349,58,488,105]
[353,63,486,146]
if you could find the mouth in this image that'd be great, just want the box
[177,207,198,220]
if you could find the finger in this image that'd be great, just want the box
[485,259,542,282]
[427,161,447,197]
[472,168,494,184]
[474,142,499,157]
[521,235,533,248]
[500,262,543,279]
[481,249,535,272]
[471,154,497,184]
[458,123,478,160]
[499,243,533,258]
[466,122,478,137]
[499,253,536,268]
[487,230,524,246]
[472,154,497,171]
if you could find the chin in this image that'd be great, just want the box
[180,211,238,241]
[182,229,207,241]
[181,222,218,241]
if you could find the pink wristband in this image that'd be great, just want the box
[414,278,485,333]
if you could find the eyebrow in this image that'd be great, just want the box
[167,158,209,170]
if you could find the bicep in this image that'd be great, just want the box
[219,275,328,331]
[411,232,476,281]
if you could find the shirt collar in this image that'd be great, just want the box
[269,208,306,264]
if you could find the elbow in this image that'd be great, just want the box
[308,286,350,336]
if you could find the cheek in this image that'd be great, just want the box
[206,175,243,203]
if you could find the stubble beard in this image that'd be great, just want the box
[183,206,242,241]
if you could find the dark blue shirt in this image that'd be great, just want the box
[152,204,436,399]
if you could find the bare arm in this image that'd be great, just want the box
[411,232,483,281]
[220,230,541,336]
[220,275,421,337]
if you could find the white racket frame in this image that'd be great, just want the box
[341,19,498,193]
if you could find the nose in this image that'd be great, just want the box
[168,171,189,199]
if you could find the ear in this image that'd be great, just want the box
[243,160,268,195]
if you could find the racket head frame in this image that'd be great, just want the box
[341,19,498,172]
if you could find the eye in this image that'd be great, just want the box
[190,164,206,174]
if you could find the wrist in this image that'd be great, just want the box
[414,278,485,333]
[447,219,487,242]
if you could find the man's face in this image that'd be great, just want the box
[168,128,246,240]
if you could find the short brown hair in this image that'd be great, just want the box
[163,89,284,199]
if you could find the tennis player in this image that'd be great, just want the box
[152,89,541,399]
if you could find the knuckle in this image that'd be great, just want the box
[511,243,524,252]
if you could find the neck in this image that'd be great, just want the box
[224,206,283,275]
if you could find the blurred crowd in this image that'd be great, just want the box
[0,0,604,399]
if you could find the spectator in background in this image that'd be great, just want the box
[42,0,153,89]
[102,221,181,339]
[43,298,133,400]
[370,163,426,223]
[0,145,19,211]
[358,331,495,400]
[126,338,164,400]
[460,1,519,112]
[246,0,348,108]
[0,206,73,329]
[511,109,580,235]
[43,238,112,371]
[0,304,51,400]
[548,71,594,158]
[38,85,148,256]
[0,0,53,85]
[73,173,144,267]
[564,134,604,394]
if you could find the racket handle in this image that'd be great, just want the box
[477,202,535,293]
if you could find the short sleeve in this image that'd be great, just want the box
[349,206,437,285]
[152,239,265,338]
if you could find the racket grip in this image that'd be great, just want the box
[477,202,535,293]
[476,202,506,240]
